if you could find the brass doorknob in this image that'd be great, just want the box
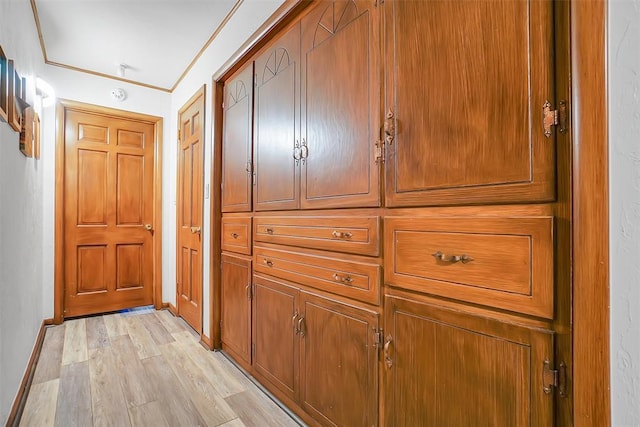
[145,224,153,231]
[190,226,201,234]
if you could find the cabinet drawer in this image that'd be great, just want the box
[222,216,252,255]
[254,216,380,256]
[385,217,554,318]
[254,246,381,305]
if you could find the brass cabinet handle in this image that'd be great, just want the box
[300,139,308,165]
[298,316,306,337]
[246,284,251,300]
[190,226,201,234]
[294,140,301,166]
[432,251,474,264]
[265,227,274,234]
[231,232,239,239]
[384,334,393,368]
[292,311,300,334]
[332,230,353,239]
[263,258,273,267]
[144,224,153,231]
[384,109,395,145]
[333,273,353,285]
[246,161,252,174]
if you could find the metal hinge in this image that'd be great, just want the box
[373,328,384,347]
[543,100,567,137]
[543,360,567,397]
[375,140,385,164]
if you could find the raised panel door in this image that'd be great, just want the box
[300,0,380,209]
[252,274,299,402]
[222,64,254,212]
[382,296,554,426]
[221,253,252,366]
[299,291,378,427]
[384,0,556,206]
[254,23,301,211]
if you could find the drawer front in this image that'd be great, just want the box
[254,246,381,305]
[222,216,252,255]
[385,217,553,318]
[254,216,380,256]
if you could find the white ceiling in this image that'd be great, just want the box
[33,0,240,91]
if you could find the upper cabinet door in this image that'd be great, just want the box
[254,23,301,211]
[384,0,556,207]
[222,64,254,212]
[300,0,381,209]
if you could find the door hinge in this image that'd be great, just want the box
[543,100,567,137]
[373,327,384,347]
[178,129,181,143]
[543,360,567,397]
[375,140,385,164]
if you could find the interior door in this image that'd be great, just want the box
[177,87,205,333]
[384,0,556,206]
[63,109,155,317]
[254,23,301,211]
[300,0,380,209]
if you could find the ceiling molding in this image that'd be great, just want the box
[29,0,245,93]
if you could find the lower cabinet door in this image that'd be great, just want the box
[252,274,300,402]
[299,291,379,427]
[221,253,252,366]
[383,296,555,427]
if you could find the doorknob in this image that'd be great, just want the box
[145,224,153,231]
[190,226,201,234]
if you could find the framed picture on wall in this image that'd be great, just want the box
[19,106,33,157]
[7,59,27,132]
[0,46,8,123]
[33,112,40,159]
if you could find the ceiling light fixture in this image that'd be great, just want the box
[110,88,127,102]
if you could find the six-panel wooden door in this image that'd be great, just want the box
[384,0,556,207]
[177,88,205,333]
[63,109,155,317]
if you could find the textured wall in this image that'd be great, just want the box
[609,0,640,425]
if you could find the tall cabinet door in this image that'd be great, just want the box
[254,23,301,211]
[300,0,380,209]
[384,0,556,207]
[222,64,254,212]
[383,296,554,426]
[299,291,378,427]
[252,275,300,402]
[221,253,252,366]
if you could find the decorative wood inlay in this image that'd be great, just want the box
[313,0,359,48]
[227,81,248,109]
[262,48,291,83]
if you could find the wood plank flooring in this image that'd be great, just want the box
[20,309,302,427]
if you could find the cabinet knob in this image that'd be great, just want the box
[332,230,353,239]
[333,273,353,285]
[263,258,274,267]
[265,228,274,234]
[231,232,239,239]
[144,224,153,231]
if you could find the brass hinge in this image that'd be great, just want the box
[543,100,567,137]
[373,328,384,347]
[375,140,385,164]
[178,129,181,142]
[543,360,567,397]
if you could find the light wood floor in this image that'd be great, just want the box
[19,308,302,427]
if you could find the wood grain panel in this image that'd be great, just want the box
[383,296,554,426]
[221,216,252,255]
[254,246,381,305]
[88,347,131,426]
[116,244,143,289]
[254,215,380,256]
[117,154,144,225]
[385,216,554,318]
[78,123,108,144]
[252,275,299,402]
[55,361,92,426]
[77,245,107,293]
[221,254,252,366]
[77,149,107,225]
[385,0,555,206]
[117,129,145,148]
[301,1,379,208]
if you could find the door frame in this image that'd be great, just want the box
[54,99,164,323]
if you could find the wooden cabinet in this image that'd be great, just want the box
[254,23,301,211]
[221,216,252,255]
[299,0,380,209]
[222,64,253,212]
[383,0,556,207]
[252,273,379,427]
[383,296,554,426]
[221,253,252,367]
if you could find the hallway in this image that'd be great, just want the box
[19,309,300,426]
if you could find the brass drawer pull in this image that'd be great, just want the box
[293,311,300,334]
[384,334,393,368]
[298,316,306,337]
[432,251,474,264]
[332,230,353,239]
[263,258,274,267]
[265,227,274,234]
[333,273,353,285]
[231,232,239,239]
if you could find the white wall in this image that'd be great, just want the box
[0,0,47,422]
[609,1,640,425]
[170,0,285,337]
